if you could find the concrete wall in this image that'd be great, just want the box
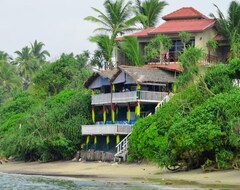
[194,27,218,56]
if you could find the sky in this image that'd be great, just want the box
[0,0,231,60]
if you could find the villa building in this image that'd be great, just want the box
[116,7,229,65]
[81,7,229,161]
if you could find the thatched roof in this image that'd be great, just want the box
[112,65,175,84]
[84,69,118,88]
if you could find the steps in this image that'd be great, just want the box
[155,92,174,112]
[114,93,174,162]
[114,132,131,162]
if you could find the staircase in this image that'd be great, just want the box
[114,132,131,162]
[155,92,174,112]
[114,93,174,162]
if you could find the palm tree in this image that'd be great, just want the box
[14,46,38,89]
[90,35,115,69]
[135,0,167,29]
[211,1,240,57]
[31,40,50,62]
[90,50,108,70]
[119,36,143,66]
[85,0,137,39]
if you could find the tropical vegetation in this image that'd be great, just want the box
[129,46,240,170]
[0,44,92,162]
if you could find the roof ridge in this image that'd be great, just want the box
[162,7,208,21]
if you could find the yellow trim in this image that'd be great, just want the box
[94,136,97,144]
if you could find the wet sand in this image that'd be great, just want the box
[0,161,240,188]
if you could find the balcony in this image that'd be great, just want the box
[91,91,168,105]
[81,124,132,135]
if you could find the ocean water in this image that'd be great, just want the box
[0,172,196,190]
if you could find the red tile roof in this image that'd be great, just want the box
[115,27,155,41]
[149,19,216,34]
[162,7,208,21]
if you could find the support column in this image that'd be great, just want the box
[106,136,110,150]
[94,136,97,150]
[91,105,95,123]
[103,105,106,124]
[127,103,131,124]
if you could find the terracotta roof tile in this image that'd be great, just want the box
[162,7,208,21]
[149,19,216,34]
[115,27,155,41]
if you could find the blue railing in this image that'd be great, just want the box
[95,120,136,125]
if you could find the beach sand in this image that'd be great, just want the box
[0,161,240,188]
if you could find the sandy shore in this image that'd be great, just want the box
[0,161,240,188]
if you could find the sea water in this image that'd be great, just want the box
[0,172,197,190]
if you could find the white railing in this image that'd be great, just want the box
[155,92,174,112]
[139,91,168,102]
[81,124,132,135]
[113,91,137,103]
[115,132,132,157]
[92,91,168,105]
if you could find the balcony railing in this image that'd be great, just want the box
[81,124,132,135]
[91,91,168,105]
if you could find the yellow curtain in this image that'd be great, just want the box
[86,136,90,144]
[136,101,141,119]
[103,105,106,124]
[91,106,95,123]
[127,103,131,123]
[111,104,115,124]
[116,135,120,144]
[94,136,97,144]
[137,84,141,90]
[106,136,110,144]
[112,84,115,92]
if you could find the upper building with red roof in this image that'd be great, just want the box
[116,7,229,65]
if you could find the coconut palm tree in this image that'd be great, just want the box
[14,46,38,89]
[211,1,240,57]
[85,0,137,39]
[135,0,167,29]
[119,36,143,66]
[30,40,50,62]
[90,35,115,69]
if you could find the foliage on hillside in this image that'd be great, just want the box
[129,56,240,170]
[0,52,92,162]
